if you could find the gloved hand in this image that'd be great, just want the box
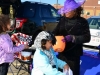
[62,35,73,42]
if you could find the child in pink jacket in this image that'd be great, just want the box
[0,15,29,75]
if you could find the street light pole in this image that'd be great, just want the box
[56,0,58,9]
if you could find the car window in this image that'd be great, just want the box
[50,8,60,17]
[91,19,97,25]
[88,18,100,29]
[23,6,35,17]
[16,5,24,17]
[41,7,52,17]
[16,5,35,18]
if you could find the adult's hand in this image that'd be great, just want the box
[65,35,73,42]
[62,35,75,42]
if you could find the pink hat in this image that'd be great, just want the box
[58,0,85,14]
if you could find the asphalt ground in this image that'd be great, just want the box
[7,46,99,75]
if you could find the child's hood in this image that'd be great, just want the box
[34,31,51,49]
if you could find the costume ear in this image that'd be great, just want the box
[30,29,43,46]
[47,31,56,45]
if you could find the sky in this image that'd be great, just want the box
[21,0,65,5]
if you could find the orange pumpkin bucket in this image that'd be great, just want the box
[53,36,65,52]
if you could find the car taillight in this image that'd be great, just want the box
[16,18,27,29]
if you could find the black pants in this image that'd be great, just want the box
[0,63,9,75]
[58,54,80,75]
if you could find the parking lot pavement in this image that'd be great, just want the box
[7,60,30,75]
[7,47,98,75]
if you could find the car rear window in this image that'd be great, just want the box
[41,7,52,17]
[16,4,35,18]
[16,5,24,17]
[87,18,100,29]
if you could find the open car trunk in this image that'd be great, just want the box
[0,0,21,15]
[0,0,21,30]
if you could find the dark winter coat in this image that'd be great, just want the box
[53,16,91,57]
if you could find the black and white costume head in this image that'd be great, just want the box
[34,31,52,49]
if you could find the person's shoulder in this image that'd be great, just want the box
[78,17,88,25]
[0,33,9,39]
[34,49,46,58]
[33,49,49,65]
[0,33,9,44]
[78,17,87,22]
[59,16,65,21]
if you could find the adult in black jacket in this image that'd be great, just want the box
[53,0,90,75]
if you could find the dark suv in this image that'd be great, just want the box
[15,1,60,34]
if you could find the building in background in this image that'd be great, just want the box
[82,0,100,18]
[53,0,100,18]
[52,4,63,9]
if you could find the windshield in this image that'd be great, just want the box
[87,18,100,29]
